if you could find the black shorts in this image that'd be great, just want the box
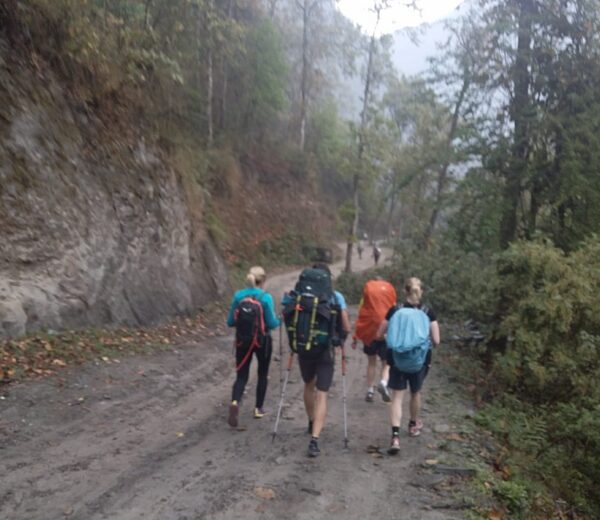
[298,347,335,392]
[387,349,432,394]
[363,340,387,360]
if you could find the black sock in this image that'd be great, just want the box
[408,420,416,427]
[392,426,400,437]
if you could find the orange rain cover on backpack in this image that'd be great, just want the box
[354,280,397,346]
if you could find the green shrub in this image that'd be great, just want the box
[474,237,600,517]
[493,238,600,403]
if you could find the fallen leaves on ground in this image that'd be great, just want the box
[254,486,276,500]
[0,303,228,385]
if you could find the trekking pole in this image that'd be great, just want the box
[279,317,283,385]
[272,353,295,443]
[341,344,349,449]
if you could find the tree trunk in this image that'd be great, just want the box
[500,0,533,248]
[386,172,398,239]
[206,1,215,146]
[423,75,469,248]
[344,7,381,272]
[143,0,152,30]
[299,0,310,151]
[207,47,214,145]
[220,0,234,131]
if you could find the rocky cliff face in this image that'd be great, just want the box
[0,39,229,337]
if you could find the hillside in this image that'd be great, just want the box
[0,2,338,338]
[0,35,232,337]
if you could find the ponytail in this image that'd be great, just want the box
[245,266,266,288]
[246,273,256,287]
[404,277,423,304]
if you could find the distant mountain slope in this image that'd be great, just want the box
[391,0,471,77]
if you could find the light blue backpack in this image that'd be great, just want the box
[386,306,431,374]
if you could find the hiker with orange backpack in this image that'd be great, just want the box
[226,266,281,427]
[376,277,440,454]
[351,278,397,403]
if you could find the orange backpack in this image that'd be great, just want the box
[354,280,397,346]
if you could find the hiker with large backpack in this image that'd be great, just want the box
[226,266,280,428]
[376,277,440,454]
[282,264,351,457]
[351,278,397,403]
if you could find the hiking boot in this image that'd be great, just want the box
[388,435,400,455]
[228,401,239,428]
[377,381,391,403]
[308,438,321,458]
[365,389,375,402]
[254,407,267,419]
[408,419,423,437]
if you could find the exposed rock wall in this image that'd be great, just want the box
[0,41,229,337]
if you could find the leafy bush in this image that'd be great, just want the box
[475,237,600,517]
[493,238,600,403]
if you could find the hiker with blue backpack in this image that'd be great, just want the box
[226,266,281,428]
[376,277,440,454]
[280,264,351,457]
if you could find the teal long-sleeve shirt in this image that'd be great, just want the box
[226,287,281,331]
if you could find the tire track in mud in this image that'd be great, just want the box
[0,248,472,520]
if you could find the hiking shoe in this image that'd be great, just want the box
[409,419,423,437]
[254,407,267,419]
[308,439,321,458]
[365,390,375,402]
[377,382,391,403]
[388,436,400,455]
[228,402,239,428]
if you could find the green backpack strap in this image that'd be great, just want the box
[306,297,319,351]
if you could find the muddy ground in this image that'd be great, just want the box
[0,249,481,520]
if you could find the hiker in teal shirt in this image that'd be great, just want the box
[226,266,280,428]
[227,287,280,330]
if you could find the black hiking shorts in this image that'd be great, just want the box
[363,340,387,360]
[387,349,432,394]
[298,347,335,392]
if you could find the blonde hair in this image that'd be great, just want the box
[246,266,266,287]
[404,277,423,304]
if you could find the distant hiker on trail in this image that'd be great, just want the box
[357,243,364,259]
[376,277,440,455]
[372,245,381,266]
[352,278,397,403]
[282,264,351,457]
[226,266,280,428]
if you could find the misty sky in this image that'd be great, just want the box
[337,0,464,35]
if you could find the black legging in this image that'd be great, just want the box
[231,335,272,408]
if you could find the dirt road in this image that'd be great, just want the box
[0,248,475,520]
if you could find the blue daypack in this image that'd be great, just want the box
[386,306,431,374]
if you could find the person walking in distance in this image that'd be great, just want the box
[226,266,280,427]
[372,245,381,266]
[357,242,364,260]
[352,278,397,403]
[282,264,351,457]
[377,277,440,454]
